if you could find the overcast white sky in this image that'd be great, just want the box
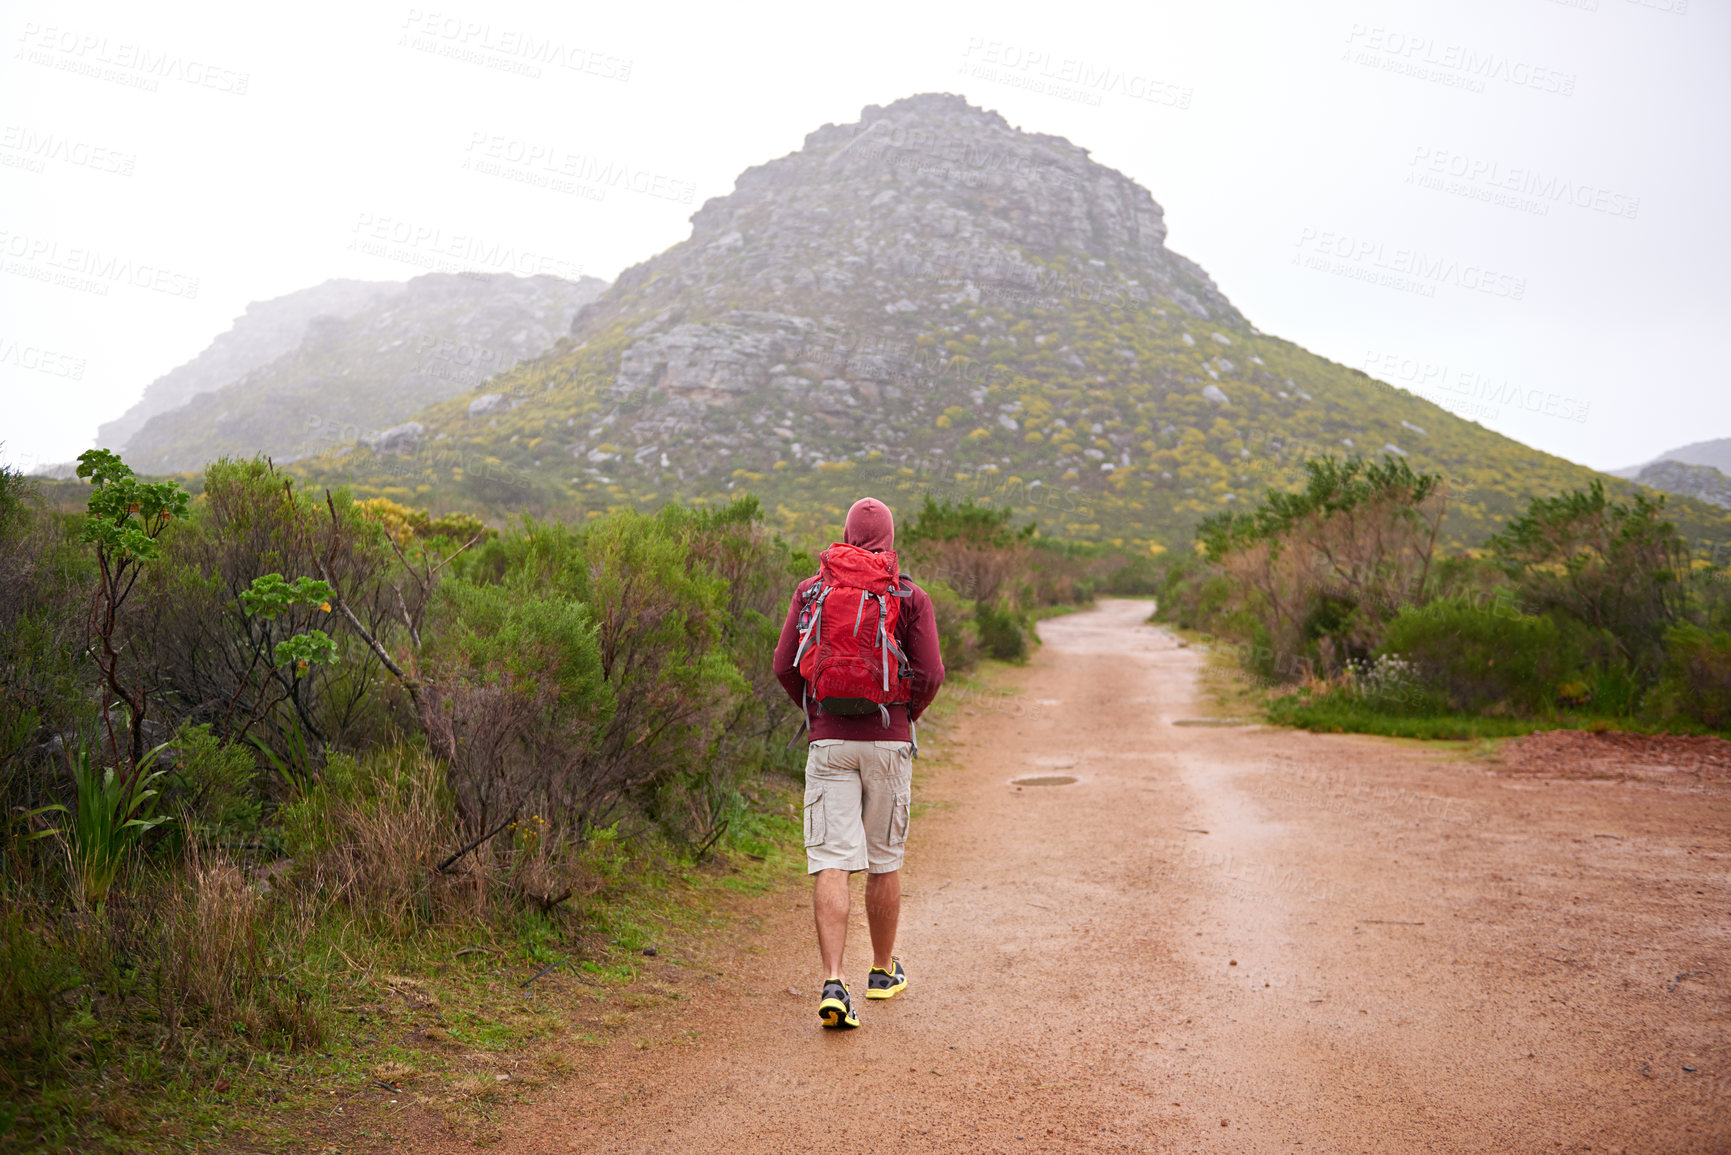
[3,0,1724,474]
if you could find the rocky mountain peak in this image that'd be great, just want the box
[588,92,1234,336]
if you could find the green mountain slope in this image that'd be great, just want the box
[119,272,607,475]
[292,94,1731,551]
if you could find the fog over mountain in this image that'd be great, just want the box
[107,272,607,474]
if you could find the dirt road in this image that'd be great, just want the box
[414,598,1729,1153]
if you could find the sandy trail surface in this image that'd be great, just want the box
[411,599,1729,1153]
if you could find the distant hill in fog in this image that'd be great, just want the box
[100,279,399,451]
[1611,436,1731,480]
[111,272,607,475]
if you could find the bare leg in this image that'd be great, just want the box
[813,868,852,980]
[865,869,900,970]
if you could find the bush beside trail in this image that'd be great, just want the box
[1158,455,1731,738]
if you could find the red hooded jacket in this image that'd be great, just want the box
[773,498,944,742]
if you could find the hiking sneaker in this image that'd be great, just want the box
[818,979,859,1029]
[865,958,908,1000]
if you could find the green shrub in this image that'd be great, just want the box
[924,579,979,674]
[975,601,1028,662]
[161,723,260,840]
[420,577,614,836]
[0,467,97,783]
[1152,557,1238,633]
[1647,625,1731,731]
[1382,601,1573,714]
[1488,479,1688,671]
[448,509,749,837]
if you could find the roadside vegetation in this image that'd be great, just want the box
[1156,455,1731,740]
[0,455,1112,1152]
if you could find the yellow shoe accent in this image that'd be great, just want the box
[864,959,907,999]
[819,983,860,1028]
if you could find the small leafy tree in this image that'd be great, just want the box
[229,573,340,784]
[1195,454,1448,676]
[1488,480,1687,669]
[140,458,448,773]
[76,449,189,772]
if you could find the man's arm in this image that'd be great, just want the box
[904,585,946,722]
[773,587,807,708]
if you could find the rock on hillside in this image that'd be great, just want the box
[100,279,398,451]
[1636,460,1731,510]
[120,272,607,474]
[293,93,1731,550]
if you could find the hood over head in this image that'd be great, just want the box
[843,497,895,552]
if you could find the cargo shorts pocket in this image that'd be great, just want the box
[888,786,911,850]
[803,786,827,849]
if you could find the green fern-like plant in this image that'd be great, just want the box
[36,743,174,907]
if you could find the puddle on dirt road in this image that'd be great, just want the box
[1012,775,1079,787]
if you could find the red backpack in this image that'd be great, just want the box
[793,543,914,726]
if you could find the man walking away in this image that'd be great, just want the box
[774,497,944,1029]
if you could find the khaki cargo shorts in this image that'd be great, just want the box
[803,739,913,874]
